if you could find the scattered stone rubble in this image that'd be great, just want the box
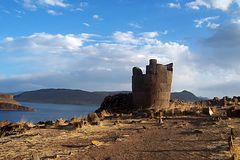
[0,112,103,138]
[0,122,32,137]
[97,92,240,118]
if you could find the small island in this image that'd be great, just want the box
[0,94,34,111]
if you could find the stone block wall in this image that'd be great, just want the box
[132,59,173,111]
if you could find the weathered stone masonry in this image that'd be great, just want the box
[132,59,173,111]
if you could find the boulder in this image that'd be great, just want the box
[173,108,183,116]
[45,120,54,126]
[96,93,133,114]
[55,118,67,126]
[32,153,40,160]
[208,107,214,116]
[0,123,30,137]
[133,110,150,118]
[0,121,10,128]
[202,107,214,116]
[231,128,240,138]
[227,107,240,117]
[69,117,83,129]
[70,117,81,123]
[87,113,100,125]
[97,110,111,118]
[24,122,35,128]
[72,121,83,129]
[212,97,221,106]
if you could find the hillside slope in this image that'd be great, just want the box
[14,89,128,105]
[171,90,206,102]
[14,89,204,105]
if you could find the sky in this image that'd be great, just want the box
[0,0,240,98]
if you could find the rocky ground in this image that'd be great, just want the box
[0,113,239,160]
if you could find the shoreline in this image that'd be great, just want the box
[0,102,98,123]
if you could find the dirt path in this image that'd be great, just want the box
[0,116,236,160]
[75,117,231,160]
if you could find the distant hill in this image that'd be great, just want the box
[14,89,205,105]
[14,89,129,105]
[171,90,207,102]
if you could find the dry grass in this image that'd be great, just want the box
[0,116,239,160]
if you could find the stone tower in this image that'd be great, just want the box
[132,59,173,111]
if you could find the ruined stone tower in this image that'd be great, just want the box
[132,59,173,111]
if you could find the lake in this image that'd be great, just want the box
[0,102,99,123]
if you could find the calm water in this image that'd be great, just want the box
[0,102,98,123]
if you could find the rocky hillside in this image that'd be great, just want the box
[171,90,207,102]
[14,89,129,105]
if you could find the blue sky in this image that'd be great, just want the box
[0,0,240,97]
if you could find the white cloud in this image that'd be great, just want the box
[75,8,84,12]
[139,32,159,38]
[93,14,102,21]
[232,18,240,24]
[79,2,88,8]
[207,22,220,29]
[2,10,11,14]
[186,0,236,11]
[113,31,139,44]
[159,30,168,35]
[47,9,62,15]
[4,37,14,42]
[38,0,69,7]
[15,10,25,15]
[74,2,88,12]
[23,0,37,10]
[128,23,142,29]
[113,31,167,45]
[194,16,220,29]
[83,22,90,27]
[88,67,112,72]
[167,2,181,9]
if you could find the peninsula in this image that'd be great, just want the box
[0,94,34,111]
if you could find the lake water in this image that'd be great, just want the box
[0,102,98,123]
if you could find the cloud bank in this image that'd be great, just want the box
[0,25,240,97]
[0,31,196,94]
[196,22,240,96]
